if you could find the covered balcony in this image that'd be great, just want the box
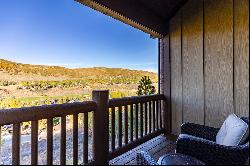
[0,0,249,165]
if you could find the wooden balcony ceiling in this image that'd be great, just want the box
[76,0,187,38]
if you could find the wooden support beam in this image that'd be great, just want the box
[159,37,171,134]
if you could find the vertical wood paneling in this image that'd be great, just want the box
[160,35,171,133]
[167,0,248,133]
[234,0,249,117]
[182,0,204,125]
[204,0,234,127]
[170,11,183,135]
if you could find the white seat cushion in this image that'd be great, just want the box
[216,114,249,146]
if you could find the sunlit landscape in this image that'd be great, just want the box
[0,59,157,164]
[0,0,159,164]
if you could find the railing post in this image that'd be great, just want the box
[92,90,109,165]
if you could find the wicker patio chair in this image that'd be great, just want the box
[137,117,249,165]
[176,117,249,165]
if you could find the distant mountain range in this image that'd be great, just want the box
[0,59,157,81]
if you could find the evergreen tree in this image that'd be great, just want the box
[137,76,156,96]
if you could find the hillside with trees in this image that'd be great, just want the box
[0,59,157,82]
[0,59,158,109]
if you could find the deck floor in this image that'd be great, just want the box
[109,135,176,165]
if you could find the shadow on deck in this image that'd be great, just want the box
[109,135,176,165]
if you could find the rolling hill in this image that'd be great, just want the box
[0,59,157,82]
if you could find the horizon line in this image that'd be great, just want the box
[0,58,158,73]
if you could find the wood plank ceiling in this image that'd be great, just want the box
[76,0,187,38]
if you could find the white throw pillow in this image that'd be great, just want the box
[216,114,249,146]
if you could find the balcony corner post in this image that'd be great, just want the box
[92,90,109,165]
[159,37,171,134]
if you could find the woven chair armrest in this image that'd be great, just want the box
[176,134,249,165]
[181,123,219,141]
[136,151,158,165]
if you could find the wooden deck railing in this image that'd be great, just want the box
[0,101,97,165]
[108,94,166,160]
[0,91,169,165]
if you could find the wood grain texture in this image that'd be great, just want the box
[156,100,159,130]
[159,36,171,134]
[182,0,204,125]
[170,11,183,135]
[234,0,249,117]
[83,113,89,164]
[124,105,128,144]
[118,106,122,147]
[73,114,78,165]
[204,0,234,127]
[159,100,162,129]
[92,90,109,165]
[149,101,152,134]
[109,135,163,164]
[0,101,96,126]
[130,104,133,142]
[152,101,156,132]
[111,107,116,151]
[60,116,66,165]
[31,121,38,165]
[144,102,148,135]
[108,129,165,160]
[135,104,138,140]
[108,94,165,107]
[12,124,20,165]
[47,118,53,165]
[140,103,143,138]
[109,135,175,165]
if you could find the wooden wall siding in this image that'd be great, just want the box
[182,0,204,125]
[204,0,234,127]
[234,0,249,117]
[170,11,182,135]
[165,0,249,132]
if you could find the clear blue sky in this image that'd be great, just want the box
[0,0,158,72]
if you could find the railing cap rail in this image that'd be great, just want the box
[108,94,165,107]
[0,101,97,125]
